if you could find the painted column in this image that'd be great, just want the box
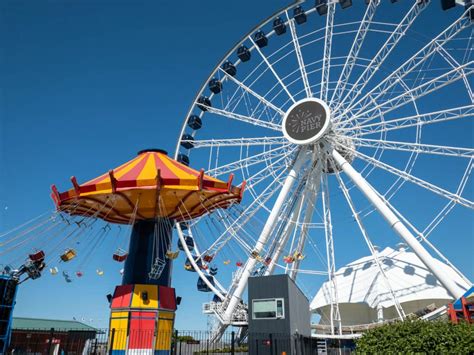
[122,218,173,287]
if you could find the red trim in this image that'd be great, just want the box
[70,176,81,195]
[50,185,61,208]
[226,174,234,192]
[239,181,247,201]
[198,169,204,190]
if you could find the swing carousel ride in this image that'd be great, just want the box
[1,0,474,348]
[0,149,244,352]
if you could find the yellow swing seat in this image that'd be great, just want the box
[166,250,179,260]
[60,248,77,262]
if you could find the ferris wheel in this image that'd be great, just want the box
[174,0,473,337]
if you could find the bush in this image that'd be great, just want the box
[355,320,473,354]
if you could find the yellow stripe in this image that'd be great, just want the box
[136,154,158,184]
[155,311,174,350]
[160,156,197,185]
[114,154,148,180]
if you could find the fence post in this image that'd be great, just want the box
[92,338,98,355]
[206,338,210,355]
[47,328,55,355]
[108,328,116,355]
[231,331,235,355]
[172,329,178,355]
[269,333,273,355]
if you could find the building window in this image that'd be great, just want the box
[252,298,285,320]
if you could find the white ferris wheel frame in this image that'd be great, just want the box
[173,0,474,337]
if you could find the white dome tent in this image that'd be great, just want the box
[311,244,470,332]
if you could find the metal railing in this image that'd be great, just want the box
[6,328,356,354]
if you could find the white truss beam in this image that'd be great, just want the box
[331,148,464,299]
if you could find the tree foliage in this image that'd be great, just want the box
[355,320,473,354]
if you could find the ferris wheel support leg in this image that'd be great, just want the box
[223,148,309,322]
[331,149,464,299]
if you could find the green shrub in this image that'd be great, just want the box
[355,320,473,354]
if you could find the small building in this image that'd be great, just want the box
[248,274,310,355]
[8,317,98,354]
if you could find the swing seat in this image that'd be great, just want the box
[184,264,193,271]
[50,267,58,275]
[166,250,179,260]
[223,260,231,265]
[236,261,243,267]
[203,254,214,263]
[294,252,305,260]
[60,248,77,262]
[264,257,272,265]
[29,250,45,262]
[201,264,208,271]
[96,269,104,276]
[251,250,259,259]
[76,271,83,277]
[62,271,72,283]
[113,248,128,262]
[283,256,295,264]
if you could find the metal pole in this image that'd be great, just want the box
[269,333,274,355]
[331,148,464,298]
[224,149,308,321]
[108,328,115,355]
[47,328,54,355]
[231,331,235,355]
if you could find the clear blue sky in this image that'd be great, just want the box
[1,0,472,331]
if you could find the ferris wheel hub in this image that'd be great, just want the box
[282,98,331,145]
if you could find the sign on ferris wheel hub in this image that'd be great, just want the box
[282,97,331,145]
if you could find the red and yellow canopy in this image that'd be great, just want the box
[51,149,245,224]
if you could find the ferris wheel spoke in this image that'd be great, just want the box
[245,148,296,188]
[201,105,282,131]
[342,61,474,129]
[184,136,287,149]
[249,37,296,103]
[341,105,474,136]
[218,68,285,116]
[342,11,472,118]
[286,11,312,98]
[423,158,473,238]
[345,148,474,210]
[329,0,380,107]
[206,144,292,177]
[207,167,289,256]
[334,1,428,114]
[351,138,474,159]
[321,173,342,335]
[334,169,405,320]
[289,159,323,280]
[320,2,336,102]
[438,46,474,103]
[369,178,473,287]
